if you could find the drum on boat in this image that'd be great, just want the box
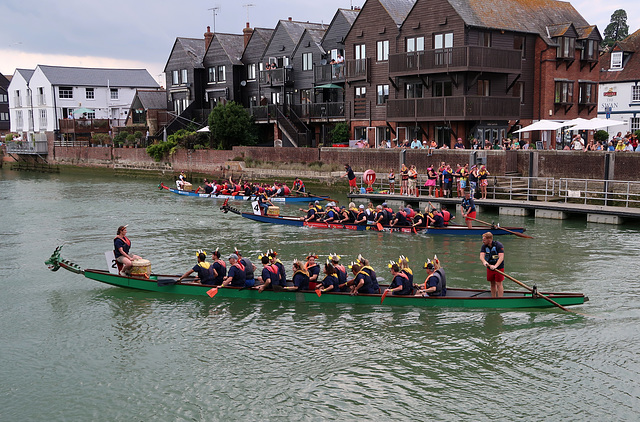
[131,259,151,277]
[182,182,193,191]
[267,206,280,216]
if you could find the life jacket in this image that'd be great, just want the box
[215,259,226,269]
[234,262,245,272]
[422,271,443,296]
[441,210,451,225]
[413,212,426,227]
[482,242,501,266]
[436,268,447,296]
[406,208,416,219]
[401,267,413,284]
[361,266,379,292]
[314,204,323,212]
[283,185,291,195]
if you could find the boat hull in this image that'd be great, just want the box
[228,210,526,236]
[83,270,586,309]
[160,183,326,203]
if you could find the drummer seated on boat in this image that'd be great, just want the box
[177,251,217,285]
[284,260,310,291]
[387,263,413,295]
[257,193,274,215]
[114,225,141,276]
[257,255,282,292]
[415,261,445,297]
[222,254,246,287]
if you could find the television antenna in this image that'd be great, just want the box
[243,4,255,23]
[208,6,221,33]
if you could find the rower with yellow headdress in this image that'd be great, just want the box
[284,259,310,291]
[415,256,446,297]
[177,250,217,285]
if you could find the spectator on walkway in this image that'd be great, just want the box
[571,135,584,150]
[454,138,465,149]
[411,138,422,149]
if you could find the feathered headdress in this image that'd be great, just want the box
[196,249,206,258]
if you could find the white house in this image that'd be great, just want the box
[8,65,160,143]
[598,29,640,137]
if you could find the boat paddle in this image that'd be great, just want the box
[206,287,219,298]
[470,217,533,239]
[494,269,576,314]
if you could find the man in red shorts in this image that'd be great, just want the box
[342,164,357,194]
[479,232,504,297]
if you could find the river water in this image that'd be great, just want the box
[1,167,639,421]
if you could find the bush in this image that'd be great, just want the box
[635,130,640,139]
[134,131,143,140]
[92,133,111,146]
[146,138,178,162]
[329,122,349,144]
[208,102,257,149]
[126,134,136,145]
[594,130,609,143]
[6,133,14,142]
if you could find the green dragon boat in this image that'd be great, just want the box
[45,246,588,310]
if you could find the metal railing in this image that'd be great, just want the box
[6,140,49,154]
[356,175,640,208]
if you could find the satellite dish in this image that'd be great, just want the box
[321,59,327,65]
[240,80,247,87]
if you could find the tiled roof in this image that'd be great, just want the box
[253,28,275,44]
[15,68,35,82]
[338,8,360,25]
[136,90,167,110]
[280,20,328,46]
[214,33,245,65]
[447,0,589,44]
[176,37,206,69]
[600,28,640,83]
[38,65,159,88]
[380,0,416,26]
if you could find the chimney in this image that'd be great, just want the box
[288,17,292,21]
[204,26,213,50]
[243,22,254,49]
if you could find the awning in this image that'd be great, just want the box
[568,118,626,130]
[314,84,343,89]
[513,120,565,133]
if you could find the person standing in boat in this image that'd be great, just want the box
[461,190,476,229]
[387,263,413,295]
[305,253,321,289]
[480,232,505,298]
[284,260,310,291]
[177,251,216,285]
[222,254,246,287]
[211,249,226,286]
[114,225,141,276]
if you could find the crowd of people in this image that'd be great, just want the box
[568,132,640,152]
[176,173,308,198]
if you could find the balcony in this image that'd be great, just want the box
[345,58,370,82]
[259,68,293,87]
[386,96,521,121]
[290,102,345,120]
[389,46,522,76]
[59,118,111,134]
[314,64,345,85]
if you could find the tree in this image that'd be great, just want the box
[329,122,350,145]
[208,102,257,150]
[603,9,629,47]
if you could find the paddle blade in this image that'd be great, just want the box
[381,289,390,304]
[376,223,383,231]
[207,287,219,298]
[315,289,322,297]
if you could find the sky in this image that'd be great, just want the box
[1,0,639,86]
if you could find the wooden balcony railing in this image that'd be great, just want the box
[345,58,369,82]
[386,96,521,121]
[314,64,345,84]
[259,68,293,86]
[389,46,522,75]
[290,102,345,120]
[58,118,111,133]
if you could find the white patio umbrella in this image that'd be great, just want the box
[568,117,626,130]
[560,117,590,129]
[196,126,210,133]
[513,120,565,133]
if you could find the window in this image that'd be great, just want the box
[181,69,188,84]
[355,86,366,98]
[556,36,575,59]
[218,65,226,82]
[405,83,423,98]
[434,33,453,65]
[632,86,640,102]
[406,37,425,52]
[302,52,313,71]
[15,110,23,128]
[376,126,391,144]
[554,81,573,104]
[581,39,598,61]
[36,87,46,105]
[433,81,452,97]
[247,64,256,80]
[85,88,94,99]
[578,82,596,105]
[479,32,491,47]
[477,80,490,96]
[172,70,179,85]
[631,117,640,133]
[355,44,365,60]
[611,52,623,69]
[59,87,73,99]
[0,93,7,103]
[377,40,389,61]
[512,81,524,104]
[514,36,526,58]
[110,88,118,100]
[0,112,8,121]
[39,109,47,128]
[208,67,216,83]
[376,84,389,104]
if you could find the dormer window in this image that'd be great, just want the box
[581,39,598,61]
[611,52,623,69]
[556,36,575,59]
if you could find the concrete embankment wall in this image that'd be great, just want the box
[47,145,640,182]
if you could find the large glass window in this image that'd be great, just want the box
[302,52,313,71]
[632,85,640,102]
[355,44,365,60]
[172,70,179,85]
[406,37,425,52]
[355,86,366,98]
[578,82,596,105]
[477,80,490,96]
[405,83,423,99]
[85,88,94,99]
[247,64,256,80]
[40,109,47,128]
[554,81,573,104]
[478,32,491,47]
[434,33,453,65]
[514,36,526,58]
[110,88,118,100]
[512,81,524,104]
[181,69,188,84]
[433,81,452,97]
[556,37,575,59]
[376,84,389,104]
[208,67,216,83]
[611,52,623,69]
[631,117,640,133]
[59,87,73,99]
[377,40,389,61]
[217,66,226,82]
[581,39,598,61]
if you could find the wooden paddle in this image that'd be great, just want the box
[494,269,577,313]
[470,217,533,239]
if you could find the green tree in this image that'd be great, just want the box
[329,122,350,145]
[208,102,257,150]
[594,130,609,143]
[603,9,629,47]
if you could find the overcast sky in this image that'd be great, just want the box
[1,0,638,86]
